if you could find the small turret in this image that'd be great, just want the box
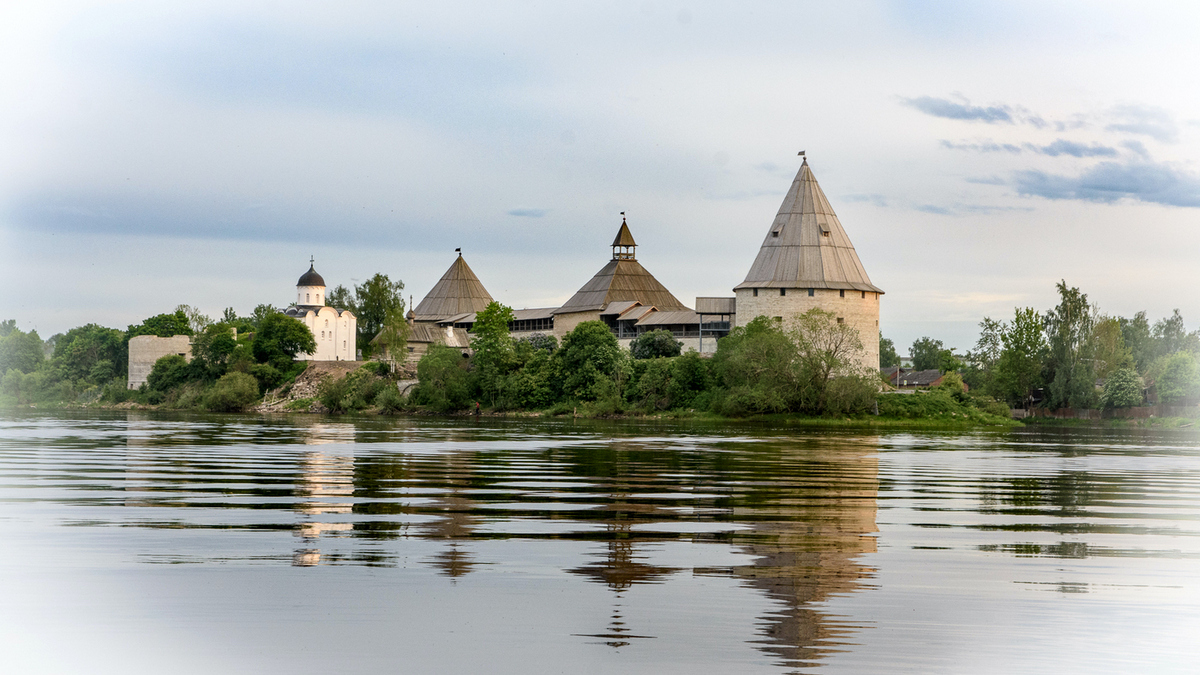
[296,257,327,307]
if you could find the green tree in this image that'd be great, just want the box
[791,308,870,414]
[1090,317,1132,380]
[879,333,899,368]
[53,324,126,384]
[630,330,683,359]
[0,326,45,375]
[1119,311,1155,373]
[126,310,192,340]
[994,307,1047,407]
[1150,352,1200,405]
[190,324,238,379]
[252,313,317,369]
[250,304,278,330]
[712,316,800,414]
[470,302,516,406]
[203,372,260,412]
[326,274,405,357]
[555,321,623,401]
[1044,280,1098,409]
[0,320,16,338]
[372,309,410,367]
[413,344,473,411]
[146,354,191,393]
[175,305,213,334]
[910,337,944,371]
[1101,367,1142,409]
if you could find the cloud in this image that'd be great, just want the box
[1014,160,1200,207]
[842,193,889,207]
[1105,105,1178,143]
[940,140,1022,153]
[1030,139,1117,158]
[915,204,953,215]
[965,176,1007,185]
[903,96,1012,123]
[507,208,547,217]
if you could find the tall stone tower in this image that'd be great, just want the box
[733,157,883,371]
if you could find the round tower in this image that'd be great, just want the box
[733,157,883,372]
[296,258,327,307]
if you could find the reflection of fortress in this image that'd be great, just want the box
[732,439,879,669]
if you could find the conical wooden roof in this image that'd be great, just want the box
[412,255,495,321]
[553,222,688,314]
[734,159,882,293]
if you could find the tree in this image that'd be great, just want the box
[555,321,623,401]
[910,337,944,371]
[1119,311,1155,374]
[53,324,126,383]
[175,305,213,334]
[1090,317,1132,380]
[1044,280,1098,409]
[0,326,45,375]
[126,310,192,340]
[250,304,278,330]
[791,308,870,414]
[252,313,317,369]
[470,302,516,406]
[713,316,800,414]
[190,324,238,379]
[414,344,473,411]
[1151,352,1200,405]
[1101,367,1142,409]
[146,354,191,393]
[0,320,16,338]
[994,307,1047,407]
[326,274,405,357]
[630,330,683,359]
[203,372,260,412]
[879,333,899,368]
[372,309,411,366]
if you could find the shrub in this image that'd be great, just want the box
[630,330,682,359]
[1101,367,1142,409]
[203,372,260,412]
[147,354,191,393]
[375,385,404,413]
[249,363,284,394]
[412,344,473,411]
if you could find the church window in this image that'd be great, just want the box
[306,293,310,302]
[321,331,325,338]
[808,288,814,297]
[861,291,866,299]
[780,288,786,296]
[325,319,329,328]
[839,290,845,298]
[752,289,758,297]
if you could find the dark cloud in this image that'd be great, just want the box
[1105,105,1178,143]
[507,209,547,217]
[904,96,1012,123]
[1014,160,1200,207]
[941,140,1022,153]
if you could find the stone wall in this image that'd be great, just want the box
[127,335,192,389]
[551,310,600,340]
[734,288,880,373]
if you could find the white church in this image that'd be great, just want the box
[283,260,357,361]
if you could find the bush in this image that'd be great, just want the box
[249,363,284,394]
[412,345,473,411]
[320,368,392,414]
[630,330,682,359]
[375,385,404,413]
[363,360,391,377]
[147,354,191,393]
[203,372,260,412]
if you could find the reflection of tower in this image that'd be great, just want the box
[568,450,681,647]
[419,451,481,579]
[293,424,356,567]
[733,437,880,670]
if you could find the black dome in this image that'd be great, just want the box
[297,264,325,287]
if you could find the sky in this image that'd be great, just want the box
[2,1,1199,353]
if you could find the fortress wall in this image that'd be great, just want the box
[127,335,193,390]
[734,288,880,373]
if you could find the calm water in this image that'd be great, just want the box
[2,412,1198,674]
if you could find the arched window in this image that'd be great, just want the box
[324,319,329,328]
[306,293,310,302]
[321,330,325,338]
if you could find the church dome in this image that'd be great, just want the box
[297,263,325,287]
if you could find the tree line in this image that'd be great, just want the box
[879,281,1200,409]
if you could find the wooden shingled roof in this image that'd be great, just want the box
[412,254,495,321]
[734,159,883,293]
[553,222,689,315]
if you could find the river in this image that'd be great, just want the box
[1,411,1198,673]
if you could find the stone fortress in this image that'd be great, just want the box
[401,156,883,372]
[128,156,882,387]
